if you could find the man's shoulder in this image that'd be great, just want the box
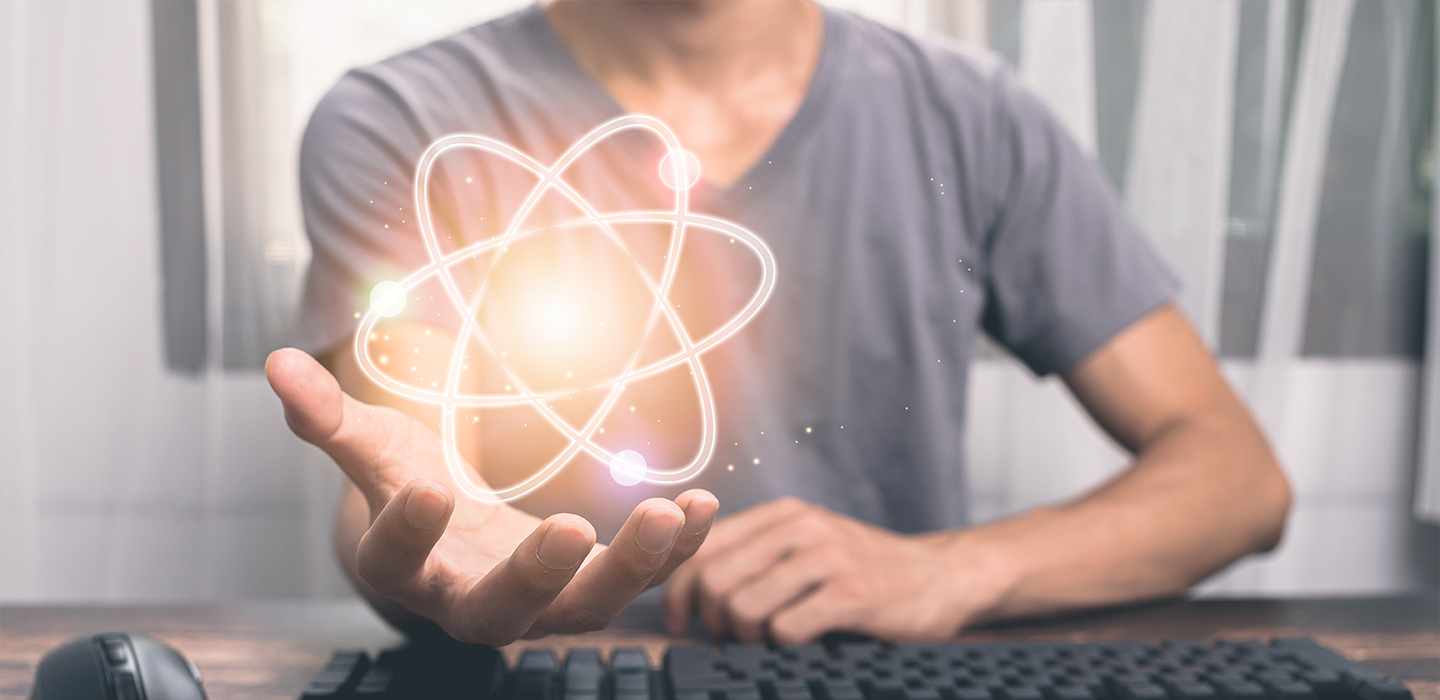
[355,7,542,88]
[305,5,554,144]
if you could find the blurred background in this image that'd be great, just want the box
[2,0,1437,602]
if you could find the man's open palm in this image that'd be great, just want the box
[265,348,718,644]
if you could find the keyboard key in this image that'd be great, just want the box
[353,667,394,699]
[824,680,865,699]
[1217,681,1267,700]
[775,681,809,693]
[1167,682,1217,700]
[326,650,370,687]
[1046,687,1093,700]
[670,647,715,671]
[613,649,651,672]
[1354,677,1412,700]
[1159,673,1203,687]
[1260,681,1314,700]
[1071,676,1108,698]
[905,688,943,700]
[948,688,994,700]
[1114,683,1166,700]
[674,674,736,691]
[565,673,601,693]
[840,643,883,660]
[567,650,604,672]
[300,650,370,700]
[872,678,908,700]
[617,672,651,693]
[517,650,561,700]
[1003,686,1046,700]
[299,681,344,700]
[1297,671,1343,694]
[521,650,561,673]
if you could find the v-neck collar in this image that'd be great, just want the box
[518,3,849,211]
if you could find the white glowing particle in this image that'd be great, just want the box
[658,149,702,190]
[609,450,648,486]
[370,281,406,318]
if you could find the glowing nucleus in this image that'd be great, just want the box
[530,292,582,339]
[658,149,702,190]
[608,450,648,486]
[353,115,778,503]
[370,281,407,318]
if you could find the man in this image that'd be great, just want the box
[265,0,1292,645]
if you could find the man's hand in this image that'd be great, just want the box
[662,497,1000,644]
[265,348,719,644]
[660,307,1289,645]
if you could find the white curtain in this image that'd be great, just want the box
[1415,2,1440,525]
[0,0,345,601]
[950,0,1435,594]
[0,0,536,602]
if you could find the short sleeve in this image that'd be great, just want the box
[294,71,432,356]
[979,69,1178,376]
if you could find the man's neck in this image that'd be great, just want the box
[542,0,820,97]
[540,0,823,187]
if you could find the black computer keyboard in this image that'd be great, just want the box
[298,637,1413,700]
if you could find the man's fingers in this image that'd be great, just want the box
[698,518,811,599]
[768,586,857,645]
[693,511,819,638]
[655,491,719,635]
[725,548,832,642]
[695,496,809,558]
[532,498,685,635]
[446,514,596,645]
[663,496,806,635]
[355,479,454,610]
[664,557,703,636]
[265,348,441,503]
[649,489,718,588]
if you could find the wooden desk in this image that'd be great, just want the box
[1,597,1435,700]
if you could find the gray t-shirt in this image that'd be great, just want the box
[296,4,1176,538]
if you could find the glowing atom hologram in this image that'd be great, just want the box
[353,115,778,503]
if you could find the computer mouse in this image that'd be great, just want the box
[31,633,206,700]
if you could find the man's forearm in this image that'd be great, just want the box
[934,407,1290,625]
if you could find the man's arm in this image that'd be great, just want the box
[949,303,1290,619]
[662,304,1291,642]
